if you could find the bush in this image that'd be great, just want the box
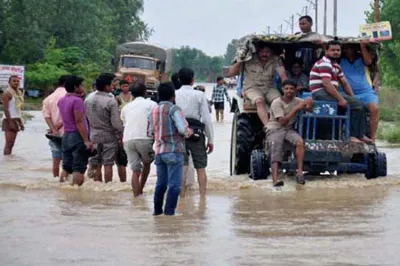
[379,87,400,122]
[25,39,101,91]
[378,123,400,143]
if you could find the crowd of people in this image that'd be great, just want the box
[2,67,220,216]
[1,14,382,211]
[229,15,380,187]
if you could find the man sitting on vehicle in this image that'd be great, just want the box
[294,15,323,74]
[287,61,309,93]
[229,43,287,129]
[298,15,313,34]
[310,39,371,143]
[340,41,379,142]
[266,80,312,187]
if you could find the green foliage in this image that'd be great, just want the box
[171,46,224,81]
[377,122,400,143]
[366,0,400,88]
[378,87,400,122]
[0,0,150,90]
[25,63,69,90]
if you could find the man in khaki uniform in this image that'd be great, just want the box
[266,80,312,187]
[229,43,288,128]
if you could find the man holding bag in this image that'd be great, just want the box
[175,68,214,198]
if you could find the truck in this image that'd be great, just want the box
[113,42,172,101]
[228,33,387,180]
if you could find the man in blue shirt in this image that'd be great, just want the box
[340,41,379,141]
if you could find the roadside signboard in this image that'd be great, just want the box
[359,21,392,41]
[0,64,25,91]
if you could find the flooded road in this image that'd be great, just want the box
[1,85,400,265]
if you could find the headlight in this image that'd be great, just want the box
[146,82,155,88]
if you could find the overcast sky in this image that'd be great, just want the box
[142,0,373,56]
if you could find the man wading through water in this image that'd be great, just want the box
[175,68,214,198]
[42,75,69,178]
[85,73,123,183]
[121,83,157,197]
[148,82,193,215]
[211,76,231,122]
[58,75,93,185]
[2,75,24,155]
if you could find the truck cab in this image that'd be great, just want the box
[113,42,172,101]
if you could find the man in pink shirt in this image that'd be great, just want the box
[42,75,69,178]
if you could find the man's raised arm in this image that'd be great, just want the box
[228,62,241,77]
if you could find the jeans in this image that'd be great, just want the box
[154,152,184,215]
[312,90,366,138]
[62,132,89,174]
[49,139,62,159]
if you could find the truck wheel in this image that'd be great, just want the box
[250,150,270,180]
[230,114,254,175]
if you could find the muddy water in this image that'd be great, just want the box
[1,85,400,265]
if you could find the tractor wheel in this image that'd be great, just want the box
[250,149,270,180]
[375,152,387,177]
[230,114,257,175]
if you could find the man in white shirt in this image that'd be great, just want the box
[121,83,157,197]
[175,68,214,197]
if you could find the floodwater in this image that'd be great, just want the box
[1,84,400,266]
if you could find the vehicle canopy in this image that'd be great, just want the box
[232,32,380,64]
[115,42,172,72]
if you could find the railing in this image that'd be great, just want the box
[297,101,351,141]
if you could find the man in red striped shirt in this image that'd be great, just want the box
[309,39,371,143]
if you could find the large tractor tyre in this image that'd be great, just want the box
[250,150,270,180]
[230,113,263,175]
[365,153,377,179]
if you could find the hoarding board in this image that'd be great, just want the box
[0,65,25,91]
[359,21,392,41]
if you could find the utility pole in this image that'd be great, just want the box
[315,0,318,33]
[305,6,308,15]
[374,0,380,22]
[323,0,327,35]
[273,24,283,36]
[285,15,295,35]
[333,0,337,36]
[307,0,319,33]
[263,26,271,35]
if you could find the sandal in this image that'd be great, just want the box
[273,180,284,187]
[296,174,306,185]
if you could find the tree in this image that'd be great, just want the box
[171,46,224,81]
[224,39,240,65]
[0,0,151,89]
